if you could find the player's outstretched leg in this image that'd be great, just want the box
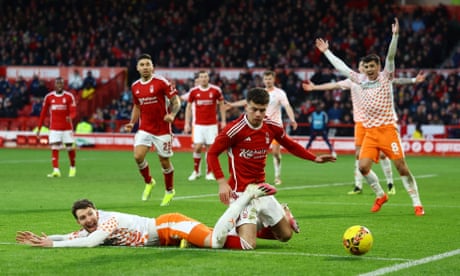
[211,183,277,248]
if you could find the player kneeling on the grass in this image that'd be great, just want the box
[207,87,336,249]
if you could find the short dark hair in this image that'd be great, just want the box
[361,54,380,65]
[246,87,269,105]
[137,53,154,65]
[263,70,275,77]
[197,70,208,76]
[72,199,96,219]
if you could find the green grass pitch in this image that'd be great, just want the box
[0,148,459,275]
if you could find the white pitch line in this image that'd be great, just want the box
[0,242,411,262]
[173,174,437,201]
[0,158,95,164]
[358,249,460,276]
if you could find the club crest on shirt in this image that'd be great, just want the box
[150,85,154,93]
[265,132,270,144]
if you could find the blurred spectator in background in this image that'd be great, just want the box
[412,122,424,139]
[327,101,343,124]
[69,69,84,92]
[81,81,96,99]
[0,76,11,96]
[29,97,43,116]
[83,71,97,90]
[306,103,335,156]
[30,79,48,99]
[75,116,93,134]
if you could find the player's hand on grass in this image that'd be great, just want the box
[314,154,337,163]
[16,231,43,245]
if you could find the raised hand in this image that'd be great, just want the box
[415,71,426,83]
[302,81,315,92]
[392,18,399,35]
[315,38,329,53]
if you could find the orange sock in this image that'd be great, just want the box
[187,224,212,247]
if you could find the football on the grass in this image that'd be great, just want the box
[342,225,373,255]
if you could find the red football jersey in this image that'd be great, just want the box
[187,84,223,125]
[38,91,77,131]
[131,75,178,135]
[207,114,316,192]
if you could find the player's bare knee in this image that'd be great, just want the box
[359,167,369,175]
[277,231,293,242]
[133,154,145,164]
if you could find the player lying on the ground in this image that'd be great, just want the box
[16,183,277,249]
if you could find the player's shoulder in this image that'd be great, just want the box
[131,79,142,87]
[224,115,247,137]
[44,91,55,98]
[188,86,201,94]
[63,90,75,97]
[264,117,283,129]
[209,83,222,92]
[152,74,171,85]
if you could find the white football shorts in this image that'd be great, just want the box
[48,130,74,144]
[192,124,218,145]
[134,130,173,157]
[231,194,285,228]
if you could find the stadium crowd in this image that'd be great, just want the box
[0,0,459,136]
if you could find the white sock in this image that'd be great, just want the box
[401,174,422,206]
[273,155,281,179]
[362,170,385,197]
[354,160,363,189]
[380,157,393,185]
[211,192,253,248]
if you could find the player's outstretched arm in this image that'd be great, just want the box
[314,154,337,163]
[316,38,354,78]
[302,80,341,92]
[385,18,399,73]
[16,231,53,247]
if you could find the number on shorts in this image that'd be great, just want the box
[391,142,399,153]
[163,141,171,153]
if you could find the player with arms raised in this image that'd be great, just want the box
[315,18,424,216]
[303,63,425,195]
